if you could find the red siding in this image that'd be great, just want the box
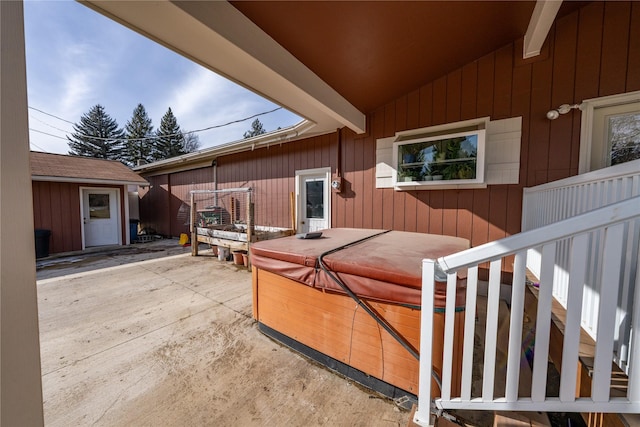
[334,1,638,247]
[139,175,171,236]
[32,181,126,254]
[139,2,640,261]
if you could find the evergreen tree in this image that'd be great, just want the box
[67,104,124,159]
[152,107,186,161]
[123,104,154,166]
[243,118,266,138]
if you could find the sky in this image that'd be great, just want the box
[23,0,302,155]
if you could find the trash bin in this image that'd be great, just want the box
[129,219,140,243]
[34,229,51,259]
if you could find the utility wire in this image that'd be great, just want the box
[28,106,75,124]
[29,140,47,151]
[30,128,68,140]
[29,114,73,134]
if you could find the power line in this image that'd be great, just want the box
[28,106,75,125]
[29,128,67,140]
[193,107,282,133]
[29,114,73,134]
[29,140,47,151]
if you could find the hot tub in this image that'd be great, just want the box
[250,228,468,399]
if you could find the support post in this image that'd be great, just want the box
[414,259,436,426]
[191,192,198,256]
[1,1,45,424]
[246,191,254,268]
[290,191,296,233]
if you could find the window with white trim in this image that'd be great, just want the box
[375,116,522,190]
[579,91,640,173]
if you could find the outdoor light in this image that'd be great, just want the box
[546,103,583,120]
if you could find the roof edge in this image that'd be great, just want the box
[133,119,322,174]
[32,176,148,186]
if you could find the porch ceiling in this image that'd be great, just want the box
[231,1,538,114]
[83,1,587,136]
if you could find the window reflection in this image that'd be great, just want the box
[306,181,324,219]
[609,112,640,166]
[89,194,110,219]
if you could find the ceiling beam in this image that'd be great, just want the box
[523,0,562,59]
[81,1,366,135]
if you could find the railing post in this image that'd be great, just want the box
[626,249,640,402]
[414,259,436,426]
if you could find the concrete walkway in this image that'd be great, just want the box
[37,244,411,426]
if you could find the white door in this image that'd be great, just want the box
[296,169,330,233]
[82,189,120,247]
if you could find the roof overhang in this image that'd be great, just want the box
[32,176,149,186]
[133,119,324,175]
[81,0,366,135]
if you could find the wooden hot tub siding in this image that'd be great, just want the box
[252,268,464,396]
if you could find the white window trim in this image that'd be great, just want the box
[579,90,640,174]
[392,129,486,189]
[395,117,489,140]
[376,116,522,190]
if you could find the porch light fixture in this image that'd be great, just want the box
[546,103,583,120]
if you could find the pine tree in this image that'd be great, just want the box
[123,104,154,166]
[243,118,266,138]
[67,104,125,159]
[152,107,186,161]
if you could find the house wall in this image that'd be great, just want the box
[217,133,337,229]
[139,2,640,251]
[138,168,215,237]
[32,181,127,254]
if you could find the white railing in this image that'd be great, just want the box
[414,197,640,426]
[522,160,640,372]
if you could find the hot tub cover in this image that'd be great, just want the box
[250,228,469,307]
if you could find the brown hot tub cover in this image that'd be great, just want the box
[250,228,469,307]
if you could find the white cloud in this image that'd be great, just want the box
[24,0,301,154]
[152,66,282,146]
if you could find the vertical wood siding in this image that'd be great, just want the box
[139,174,171,236]
[32,181,126,254]
[139,2,640,255]
[218,134,337,230]
[332,0,639,249]
[168,167,214,236]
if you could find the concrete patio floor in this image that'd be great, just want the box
[37,240,411,426]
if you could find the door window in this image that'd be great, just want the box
[89,193,111,219]
[305,180,325,219]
